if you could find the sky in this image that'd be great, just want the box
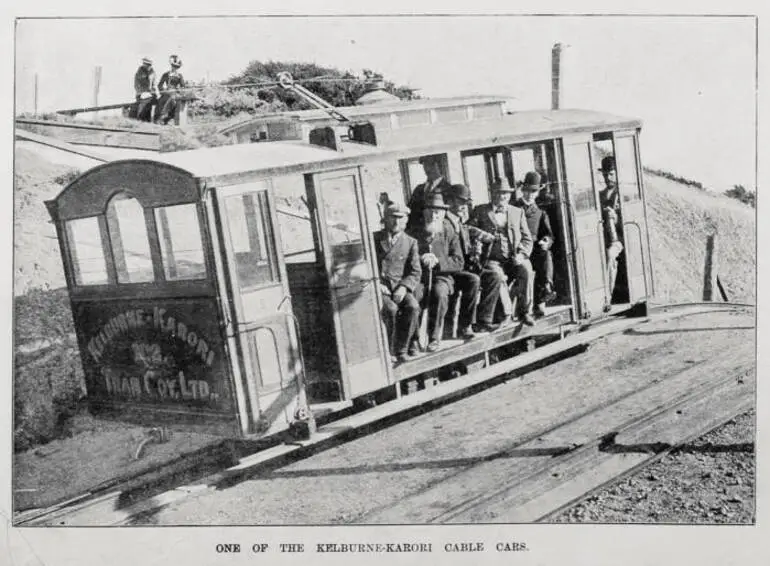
[15,15,756,192]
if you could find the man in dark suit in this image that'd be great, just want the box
[408,193,464,352]
[470,178,535,328]
[374,203,423,363]
[406,154,452,233]
[514,171,557,317]
[598,156,624,297]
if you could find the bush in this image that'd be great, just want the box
[724,184,756,208]
[643,167,706,191]
[189,84,289,119]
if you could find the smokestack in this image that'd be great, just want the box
[551,43,563,110]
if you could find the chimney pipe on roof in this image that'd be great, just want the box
[551,43,564,110]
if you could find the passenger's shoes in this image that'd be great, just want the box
[408,340,421,357]
[522,314,536,327]
[427,341,440,352]
[460,326,476,340]
[475,323,498,333]
[534,303,546,317]
[396,352,413,363]
[544,283,557,303]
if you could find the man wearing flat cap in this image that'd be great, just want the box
[133,57,159,122]
[514,171,556,317]
[469,177,535,328]
[374,203,423,363]
[406,155,452,233]
[408,193,464,352]
[598,156,624,297]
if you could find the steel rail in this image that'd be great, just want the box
[432,363,753,523]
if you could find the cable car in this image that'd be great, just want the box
[46,95,654,439]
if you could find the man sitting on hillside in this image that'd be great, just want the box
[157,55,187,125]
[133,57,159,122]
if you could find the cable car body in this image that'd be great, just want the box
[46,100,654,439]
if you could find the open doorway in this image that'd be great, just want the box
[592,135,630,305]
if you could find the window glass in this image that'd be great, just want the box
[106,194,154,283]
[614,135,642,201]
[273,175,318,264]
[462,153,491,204]
[563,142,596,212]
[224,191,279,288]
[319,175,365,267]
[66,217,109,286]
[154,204,206,280]
[251,327,283,389]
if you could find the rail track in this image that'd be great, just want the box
[15,302,754,526]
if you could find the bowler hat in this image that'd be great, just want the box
[141,57,153,65]
[599,156,615,173]
[384,202,410,217]
[424,192,450,210]
[418,154,441,165]
[491,177,516,193]
[522,171,542,191]
[449,184,472,203]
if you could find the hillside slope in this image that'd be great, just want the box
[644,172,755,303]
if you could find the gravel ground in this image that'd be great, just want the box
[137,309,753,526]
[553,409,755,524]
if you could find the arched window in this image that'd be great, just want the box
[105,193,154,283]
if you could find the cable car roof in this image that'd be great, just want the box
[152,108,641,185]
[51,107,642,215]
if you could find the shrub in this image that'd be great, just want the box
[724,184,756,208]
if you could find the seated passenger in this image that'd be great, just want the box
[157,55,186,125]
[514,171,557,317]
[407,193,464,352]
[469,178,535,328]
[445,184,498,336]
[374,203,423,363]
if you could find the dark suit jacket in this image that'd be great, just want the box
[408,219,464,284]
[599,187,622,244]
[406,177,453,232]
[469,203,534,259]
[374,230,422,293]
[514,200,554,250]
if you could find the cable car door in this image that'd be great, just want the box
[310,168,390,398]
[612,131,651,303]
[213,181,305,436]
[561,134,609,318]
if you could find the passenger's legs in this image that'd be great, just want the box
[477,266,505,325]
[428,279,452,346]
[531,249,555,313]
[395,292,421,356]
[380,296,398,355]
[606,241,624,298]
[452,271,480,330]
[510,259,534,317]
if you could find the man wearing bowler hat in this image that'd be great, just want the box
[408,192,464,352]
[133,57,159,122]
[406,154,453,233]
[469,177,535,328]
[374,203,423,363]
[514,171,556,317]
[598,156,624,297]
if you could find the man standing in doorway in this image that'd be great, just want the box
[406,155,452,233]
[598,156,624,298]
[374,203,423,363]
[133,57,159,122]
[514,171,557,317]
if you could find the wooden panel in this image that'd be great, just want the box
[16,118,161,151]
